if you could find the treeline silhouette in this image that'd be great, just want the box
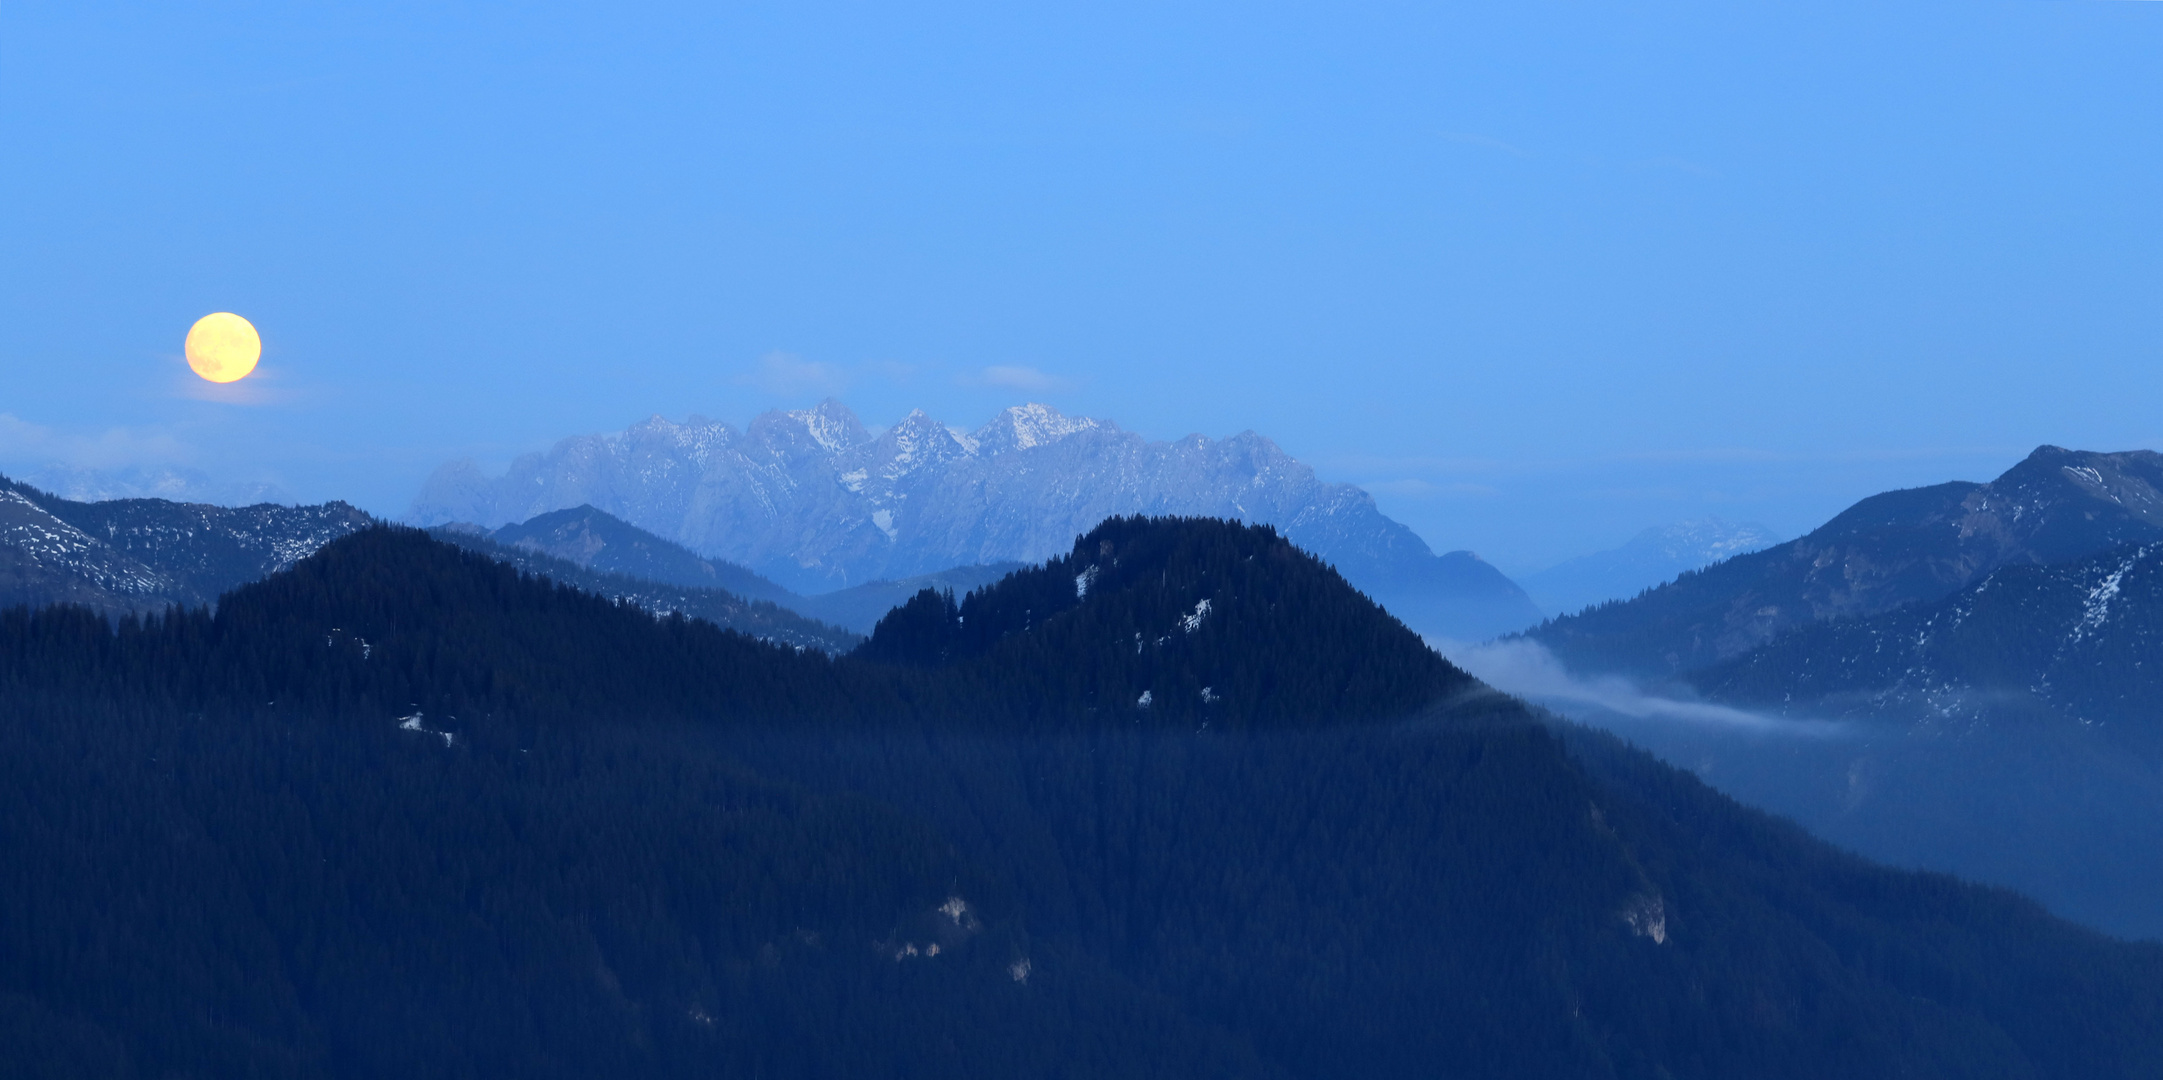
[0,518,2159,1078]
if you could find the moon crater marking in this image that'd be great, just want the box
[185,313,261,383]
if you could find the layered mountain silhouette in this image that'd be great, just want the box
[0,479,861,651]
[1,516,2160,1077]
[1528,446,2163,676]
[1693,539,2163,734]
[1518,517,1781,617]
[409,401,1541,641]
[0,474,371,616]
[443,503,1015,637]
[429,519,861,652]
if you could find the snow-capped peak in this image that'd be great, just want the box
[789,399,865,454]
[976,403,1101,453]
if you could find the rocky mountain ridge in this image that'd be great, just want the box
[0,475,373,616]
[1692,539,2163,734]
[1528,445,2163,676]
[409,401,1543,641]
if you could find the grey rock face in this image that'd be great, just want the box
[409,401,1542,640]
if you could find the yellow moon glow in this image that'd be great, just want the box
[184,312,261,383]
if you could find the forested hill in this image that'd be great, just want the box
[857,514,1473,729]
[1,518,1465,735]
[3,517,2163,1078]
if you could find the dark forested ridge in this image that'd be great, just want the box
[788,559,1025,634]
[857,514,1472,729]
[1693,540,2163,735]
[1,517,2160,1078]
[1529,446,2163,677]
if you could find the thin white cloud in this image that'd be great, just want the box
[148,350,308,407]
[738,351,850,397]
[1437,637,1849,737]
[1364,478,1499,499]
[971,365,1071,392]
[0,413,195,470]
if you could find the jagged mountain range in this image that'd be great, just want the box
[1693,540,2163,734]
[0,476,372,616]
[1528,445,2163,677]
[408,401,1543,641]
[1517,517,1782,617]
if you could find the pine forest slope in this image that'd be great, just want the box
[1528,446,2163,677]
[0,519,2158,1077]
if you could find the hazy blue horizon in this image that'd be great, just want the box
[5,1,2157,572]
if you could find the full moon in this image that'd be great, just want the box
[184,312,261,383]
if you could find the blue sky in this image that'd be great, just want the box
[3,0,2159,572]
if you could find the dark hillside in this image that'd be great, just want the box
[1692,540,2163,735]
[858,515,1472,730]
[0,518,2160,1077]
[1531,446,2163,677]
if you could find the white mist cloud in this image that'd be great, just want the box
[1436,637,1848,737]
[0,413,194,470]
[739,352,849,397]
[972,365,1069,392]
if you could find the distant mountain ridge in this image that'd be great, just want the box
[429,519,861,652]
[487,505,801,606]
[1528,446,2163,676]
[1519,517,1782,617]
[0,475,372,616]
[461,503,1019,636]
[409,401,1542,641]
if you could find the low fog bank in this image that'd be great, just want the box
[1440,638,1849,737]
[1439,638,2163,943]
